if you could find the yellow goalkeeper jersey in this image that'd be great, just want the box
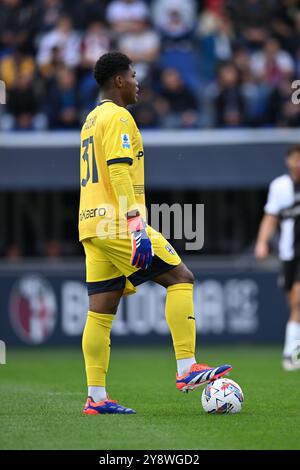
[78,100,146,241]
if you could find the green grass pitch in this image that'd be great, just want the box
[1,345,300,450]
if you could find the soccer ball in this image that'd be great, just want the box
[201,378,244,414]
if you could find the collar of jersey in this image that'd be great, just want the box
[98,99,114,106]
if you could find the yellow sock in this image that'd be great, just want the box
[82,310,114,387]
[165,283,196,360]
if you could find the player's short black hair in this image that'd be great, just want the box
[94,52,132,88]
[286,144,300,157]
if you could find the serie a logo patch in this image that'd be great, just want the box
[121,134,131,149]
[165,243,176,255]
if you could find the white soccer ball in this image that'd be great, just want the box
[201,378,244,414]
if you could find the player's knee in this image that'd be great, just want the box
[170,264,194,285]
[89,293,121,315]
[89,303,118,315]
[290,290,300,316]
[180,267,194,284]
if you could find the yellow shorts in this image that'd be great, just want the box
[82,225,181,296]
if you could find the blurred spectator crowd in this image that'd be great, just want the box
[1,0,300,130]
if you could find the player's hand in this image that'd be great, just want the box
[127,215,154,270]
[255,241,269,260]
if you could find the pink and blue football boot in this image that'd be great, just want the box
[83,395,136,415]
[176,362,233,392]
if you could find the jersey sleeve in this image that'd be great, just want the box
[102,110,135,166]
[108,163,138,217]
[264,180,281,216]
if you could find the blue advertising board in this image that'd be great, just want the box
[0,261,288,347]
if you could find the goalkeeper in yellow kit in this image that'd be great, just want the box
[79,52,232,415]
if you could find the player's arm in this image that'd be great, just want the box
[108,161,154,270]
[255,180,280,260]
[255,214,278,260]
[103,112,154,270]
[108,162,139,218]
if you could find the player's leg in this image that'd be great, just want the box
[282,262,300,370]
[93,226,232,391]
[81,238,136,414]
[153,262,197,374]
[90,228,198,384]
[152,262,232,391]
[82,289,123,402]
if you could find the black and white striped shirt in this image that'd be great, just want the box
[265,174,300,261]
